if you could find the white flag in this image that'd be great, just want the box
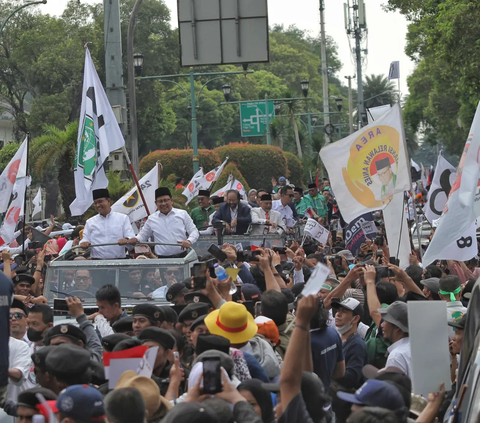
[424,155,456,224]
[0,138,28,246]
[32,187,42,218]
[211,174,246,198]
[182,168,205,205]
[384,192,410,268]
[367,105,391,124]
[111,165,158,222]
[423,101,480,266]
[304,218,330,245]
[198,157,228,189]
[69,47,125,216]
[0,138,28,214]
[410,158,420,172]
[420,163,428,188]
[319,104,411,223]
[388,61,400,81]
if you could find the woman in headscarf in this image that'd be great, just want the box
[238,378,276,423]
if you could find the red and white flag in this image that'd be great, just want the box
[199,157,228,189]
[211,174,246,198]
[182,168,205,205]
[0,138,29,247]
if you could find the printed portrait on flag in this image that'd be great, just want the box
[320,104,411,223]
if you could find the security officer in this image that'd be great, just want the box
[112,316,134,335]
[31,347,59,394]
[45,345,93,392]
[138,327,176,396]
[15,387,58,421]
[132,304,165,338]
[101,333,131,352]
[184,292,214,308]
[166,283,189,305]
[178,303,210,365]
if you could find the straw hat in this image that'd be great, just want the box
[115,370,172,416]
[204,301,257,344]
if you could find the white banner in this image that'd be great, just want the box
[360,220,377,235]
[423,101,480,265]
[32,187,42,218]
[429,220,477,262]
[70,47,125,216]
[320,104,411,223]
[301,263,331,296]
[304,218,330,245]
[424,155,456,224]
[111,165,158,222]
[182,168,204,205]
[384,192,410,268]
[0,138,28,214]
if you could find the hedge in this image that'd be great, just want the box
[214,143,287,189]
[284,152,304,187]
[140,149,221,180]
[211,163,250,194]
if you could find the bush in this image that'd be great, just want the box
[214,143,287,189]
[212,163,250,194]
[284,152,304,187]
[0,142,21,173]
[140,149,221,180]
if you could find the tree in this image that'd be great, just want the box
[30,122,77,217]
[0,142,20,172]
[363,74,397,108]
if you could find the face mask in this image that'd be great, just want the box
[27,327,44,343]
[336,319,354,335]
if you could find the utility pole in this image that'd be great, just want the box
[319,0,331,145]
[344,0,367,128]
[344,75,355,133]
[104,0,128,166]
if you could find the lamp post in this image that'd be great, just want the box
[222,84,231,103]
[300,79,313,141]
[332,96,343,112]
[0,0,47,37]
[133,53,144,77]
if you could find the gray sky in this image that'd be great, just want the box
[42,0,414,94]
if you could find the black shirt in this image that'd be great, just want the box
[278,393,315,423]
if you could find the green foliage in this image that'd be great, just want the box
[385,0,480,154]
[212,163,250,193]
[214,143,287,189]
[139,149,221,180]
[30,122,78,217]
[0,143,20,172]
[284,152,304,187]
[105,171,134,203]
[363,75,397,108]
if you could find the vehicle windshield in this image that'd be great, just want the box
[45,252,197,301]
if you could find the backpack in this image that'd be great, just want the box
[364,322,391,369]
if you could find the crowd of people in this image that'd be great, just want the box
[0,175,477,423]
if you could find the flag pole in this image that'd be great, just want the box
[23,133,30,256]
[122,147,150,216]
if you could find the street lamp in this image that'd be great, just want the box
[222,84,231,102]
[133,53,144,77]
[331,96,343,112]
[300,79,309,98]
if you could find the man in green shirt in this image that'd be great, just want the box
[304,183,328,220]
[190,190,214,229]
[293,186,308,217]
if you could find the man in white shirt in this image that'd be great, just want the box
[6,336,32,404]
[131,187,199,257]
[80,189,136,259]
[250,194,285,235]
[272,185,295,230]
[378,301,412,377]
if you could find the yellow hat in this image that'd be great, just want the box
[204,301,258,344]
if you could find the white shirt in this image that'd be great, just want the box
[200,213,216,236]
[7,337,32,402]
[385,337,412,377]
[82,211,136,259]
[137,208,199,256]
[250,207,285,235]
[230,207,238,234]
[272,200,295,228]
[446,301,467,324]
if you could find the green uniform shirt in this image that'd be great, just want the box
[294,197,309,217]
[304,193,328,218]
[190,205,215,229]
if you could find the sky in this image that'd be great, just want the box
[41,0,415,94]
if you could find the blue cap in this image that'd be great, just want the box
[56,385,105,421]
[337,379,405,411]
[279,176,286,181]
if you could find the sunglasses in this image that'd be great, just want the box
[10,312,26,320]
[166,270,180,276]
[76,276,91,282]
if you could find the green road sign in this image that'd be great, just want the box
[240,100,275,137]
